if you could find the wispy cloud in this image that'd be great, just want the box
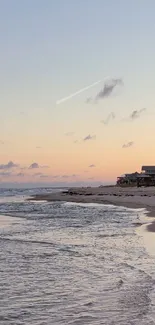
[40,174,49,178]
[16,172,25,177]
[122,141,134,148]
[86,78,123,103]
[86,97,92,104]
[0,140,4,145]
[0,171,12,177]
[20,167,27,171]
[0,171,27,177]
[0,161,19,170]
[101,112,115,125]
[0,170,28,178]
[29,163,49,169]
[33,172,43,176]
[36,146,42,149]
[71,174,79,177]
[83,134,96,141]
[129,108,146,121]
[62,175,70,178]
[65,132,75,137]
[52,175,60,179]
[29,163,39,169]
[60,174,79,178]
[96,79,123,101]
[89,164,96,168]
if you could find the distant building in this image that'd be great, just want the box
[137,166,155,187]
[117,172,140,186]
[141,166,155,175]
[117,166,155,187]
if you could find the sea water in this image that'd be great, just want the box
[0,187,155,324]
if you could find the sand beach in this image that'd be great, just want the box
[29,186,155,228]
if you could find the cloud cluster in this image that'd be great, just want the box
[83,134,96,141]
[0,161,50,179]
[0,159,51,180]
[0,161,19,170]
[122,141,134,148]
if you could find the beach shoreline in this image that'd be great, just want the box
[29,186,155,231]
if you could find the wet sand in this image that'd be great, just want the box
[147,221,155,232]
[0,215,21,229]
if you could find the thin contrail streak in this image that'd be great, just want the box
[56,80,102,105]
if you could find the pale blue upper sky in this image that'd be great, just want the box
[1,0,155,110]
[0,0,155,184]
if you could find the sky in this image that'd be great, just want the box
[0,0,155,186]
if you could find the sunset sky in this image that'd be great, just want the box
[0,0,155,186]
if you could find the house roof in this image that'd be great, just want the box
[142,166,155,171]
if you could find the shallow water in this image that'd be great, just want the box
[0,188,155,324]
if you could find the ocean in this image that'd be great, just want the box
[0,187,155,324]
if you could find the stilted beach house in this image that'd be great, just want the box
[117,166,155,187]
